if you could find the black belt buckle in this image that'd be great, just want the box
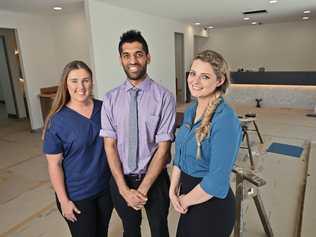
[128,173,144,182]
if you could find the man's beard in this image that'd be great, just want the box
[123,64,147,81]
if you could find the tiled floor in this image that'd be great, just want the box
[0,103,315,237]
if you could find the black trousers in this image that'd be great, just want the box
[56,190,113,237]
[176,172,235,237]
[110,169,170,237]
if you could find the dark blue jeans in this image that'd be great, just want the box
[110,169,170,237]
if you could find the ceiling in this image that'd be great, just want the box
[0,0,315,27]
[0,0,83,15]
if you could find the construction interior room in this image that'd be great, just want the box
[0,0,316,236]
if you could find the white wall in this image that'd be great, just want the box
[0,8,90,129]
[50,10,90,73]
[0,10,60,129]
[195,20,316,71]
[85,0,194,98]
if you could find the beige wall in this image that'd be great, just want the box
[85,0,194,98]
[195,20,316,71]
[0,10,59,128]
[194,20,316,109]
[50,10,90,73]
[0,8,90,129]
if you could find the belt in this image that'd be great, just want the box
[125,173,146,182]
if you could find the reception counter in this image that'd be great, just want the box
[225,84,316,109]
[224,71,316,109]
[231,71,316,86]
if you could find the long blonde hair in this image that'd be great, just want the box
[193,50,230,159]
[42,60,92,139]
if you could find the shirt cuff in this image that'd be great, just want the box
[44,149,63,155]
[99,129,117,139]
[155,133,175,143]
[172,160,180,167]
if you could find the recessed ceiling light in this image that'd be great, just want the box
[207,26,214,29]
[269,0,278,3]
[303,10,311,14]
[243,17,250,20]
[53,6,63,11]
[302,16,309,20]
[251,21,258,25]
[194,22,201,25]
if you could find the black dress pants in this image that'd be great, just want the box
[176,172,235,237]
[56,190,113,237]
[110,169,170,237]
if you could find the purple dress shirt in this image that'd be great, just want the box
[100,76,176,175]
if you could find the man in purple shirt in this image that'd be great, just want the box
[100,30,175,237]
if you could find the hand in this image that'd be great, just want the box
[169,192,187,214]
[60,200,81,222]
[123,189,147,211]
[136,188,149,210]
[179,195,189,213]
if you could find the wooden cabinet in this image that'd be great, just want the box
[39,86,57,122]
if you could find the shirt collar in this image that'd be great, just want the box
[123,75,151,92]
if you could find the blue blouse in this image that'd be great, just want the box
[43,99,110,201]
[174,99,242,199]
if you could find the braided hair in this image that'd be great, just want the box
[193,50,230,159]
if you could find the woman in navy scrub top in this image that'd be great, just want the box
[43,61,113,237]
[169,50,242,237]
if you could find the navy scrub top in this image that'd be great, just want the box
[174,99,242,199]
[43,99,110,201]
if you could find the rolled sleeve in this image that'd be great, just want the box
[99,129,117,139]
[155,93,176,143]
[200,112,242,199]
[100,95,117,139]
[156,133,175,143]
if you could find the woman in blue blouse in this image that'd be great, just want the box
[43,61,113,237]
[170,50,242,237]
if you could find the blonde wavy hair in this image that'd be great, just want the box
[193,50,230,159]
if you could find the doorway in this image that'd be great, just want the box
[0,36,17,119]
[174,32,185,104]
[0,28,28,121]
